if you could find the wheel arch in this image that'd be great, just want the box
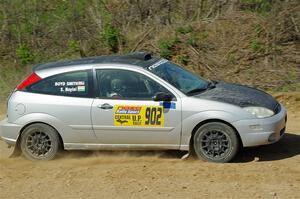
[15,122,64,151]
[189,119,243,153]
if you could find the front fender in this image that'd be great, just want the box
[180,110,240,150]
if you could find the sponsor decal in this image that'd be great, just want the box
[115,106,141,114]
[54,81,85,87]
[77,86,86,92]
[54,82,66,86]
[148,59,168,70]
[66,81,85,86]
[159,102,176,109]
[114,105,164,127]
[54,81,86,93]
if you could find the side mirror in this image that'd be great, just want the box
[153,92,173,102]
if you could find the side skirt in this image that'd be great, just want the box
[64,143,184,151]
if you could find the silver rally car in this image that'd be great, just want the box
[0,52,287,162]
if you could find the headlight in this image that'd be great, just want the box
[243,107,274,118]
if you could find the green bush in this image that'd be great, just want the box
[158,37,180,59]
[187,35,199,47]
[176,54,190,65]
[176,25,193,34]
[68,40,80,53]
[200,31,209,39]
[250,38,264,52]
[101,23,120,53]
[15,44,35,65]
[186,31,208,47]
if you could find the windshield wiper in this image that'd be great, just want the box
[186,81,216,95]
[186,87,207,95]
[206,81,216,89]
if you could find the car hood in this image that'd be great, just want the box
[194,82,279,112]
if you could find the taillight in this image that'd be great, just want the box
[16,72,42,91]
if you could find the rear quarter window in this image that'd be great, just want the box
[26,70,92,97]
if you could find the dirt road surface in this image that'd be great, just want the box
[0,94,299,199]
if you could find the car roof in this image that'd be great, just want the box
[33,52,160,72]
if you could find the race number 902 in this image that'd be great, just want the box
[145,107,163,125]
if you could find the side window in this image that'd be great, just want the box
[27,70,91,97]
[96,69,174,100]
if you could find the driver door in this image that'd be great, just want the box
[91,68,182,147]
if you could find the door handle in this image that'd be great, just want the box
[98,103,113,109]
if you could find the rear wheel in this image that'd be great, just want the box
[20,123,61,160]
[193,122,239,163]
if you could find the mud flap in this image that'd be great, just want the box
[9,144,22,158]
[181,152,190,160]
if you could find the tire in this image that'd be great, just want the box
[20,123,61,160]
[193,122,239,163]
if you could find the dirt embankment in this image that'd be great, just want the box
[0,93,299,199]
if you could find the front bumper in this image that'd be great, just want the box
[232,104,287,147]
[0,118,22,146]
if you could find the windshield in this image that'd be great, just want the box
[148,61,209,95]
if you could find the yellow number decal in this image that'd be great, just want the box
[144,107,163,126]
[114,105,164,127]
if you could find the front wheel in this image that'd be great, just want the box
[193,122,239,163]
[20,123,61,160]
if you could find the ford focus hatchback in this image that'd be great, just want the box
[0,52,287,162]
